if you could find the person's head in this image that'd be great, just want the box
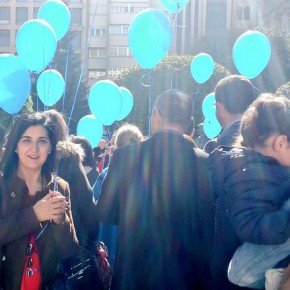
[215,75,255,128]
[43,109,68,143]
[112,124,144,149]
[239,93,290,166]
[70,135,96,168]
[151,89,193,135]
[1,112,57,178]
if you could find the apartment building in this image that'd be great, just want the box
[0,0,88,62]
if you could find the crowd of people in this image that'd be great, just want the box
[1,74,290,290]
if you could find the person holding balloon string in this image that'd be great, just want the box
[208,94,290,290]
[0,111,78,290]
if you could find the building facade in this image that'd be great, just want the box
[1,0,288,86]
[0,0,88,64]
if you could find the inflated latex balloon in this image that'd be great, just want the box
[128,9,173,69]
[16,19,57,73]
[116,87,134,121]
[0,54,31,114]
[160,0,190,14]
[37,0,71,41]
[88,80,123,126]
[203,117,222,139]
[77,115,103,148]
[202,92,216,119]
[37,69,65,106]
[233,31,271,79]
[190,53,215,84]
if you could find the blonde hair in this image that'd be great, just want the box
[113,124,144,149]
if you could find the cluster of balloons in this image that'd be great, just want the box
[202,93,222,139]
[233,30,271,79]
[16,0,71,73]
[77,80,134,147]
[190,53,215,84]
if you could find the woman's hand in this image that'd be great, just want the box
[33,191,68,225]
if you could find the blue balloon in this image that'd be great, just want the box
[160,0,190,14]
[89,80,123,126]
[190,53,215,84]
[203,117,222,139]
[0,54,31,114]
[77,115,103,148]
[16,19,57,73]
[36,69,65,106]
[233,31,271,79]
[37,0,71,41]
[128,9,173,69]
[116,87,134,121]
[202,93,216,119]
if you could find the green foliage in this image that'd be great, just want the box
[114,55,230,135]
[0,96,34,134]
[275,81,290,98]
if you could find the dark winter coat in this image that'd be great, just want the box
[208,146,290,290]
[56,141,99,249]
[204,120,241,153]
[0,172,78,290]
[97,131,215,290]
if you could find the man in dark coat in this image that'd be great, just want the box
[204,75,256,153]
[96,89,215,290]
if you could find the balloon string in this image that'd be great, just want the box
[170,69,174,90]
[67,0,100,129]
[140,71,151,87]
[62,41,70,113]
[67,67,83,128]
[192,86,200,110]
[148,72,152,137]
[174,4,186,28]
[139,70,152,136]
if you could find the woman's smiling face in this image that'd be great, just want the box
[16,125,51,172]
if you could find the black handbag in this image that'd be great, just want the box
[54,242,112,290]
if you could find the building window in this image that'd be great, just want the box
[0,7,10,24]
[110,4,148,13]
[89,69,106,80]
[108,47,130,57]
[33,7,39,18]
[71,8,82,25]
[92,28,107,36]
[109,25,129,35]
[71,31,81,48]
[237,6,250,21]
[89,48,106,58]
[0,29,10,47]
[16,7,28,24]
[108,67,126,78]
